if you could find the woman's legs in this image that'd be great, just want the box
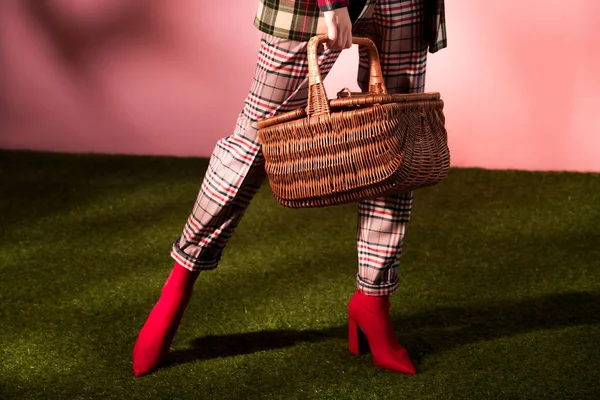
[347,0,430,374]
[354,0,429,296]
[134,0,433,375]
[133,33,343,376]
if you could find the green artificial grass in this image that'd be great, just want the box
[0,150,599,399]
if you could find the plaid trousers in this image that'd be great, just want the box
[172,0,429,295]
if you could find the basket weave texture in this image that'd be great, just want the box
[257,35,450,208]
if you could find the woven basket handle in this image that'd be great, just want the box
[307,35,386,116]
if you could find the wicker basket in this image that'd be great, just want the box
[257,35,450,208]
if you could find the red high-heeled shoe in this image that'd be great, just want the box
[348,289,416,375]
[132,262,200,377]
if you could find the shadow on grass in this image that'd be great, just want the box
[164,290,599,370]
[165,328,345,366]
[0,151,209,240]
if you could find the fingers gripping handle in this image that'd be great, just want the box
[306,35,388,116]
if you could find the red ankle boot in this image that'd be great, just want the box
[347,289,416,375]
[132,262,200,377]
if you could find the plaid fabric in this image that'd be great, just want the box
[171,34,339,271]
[354,0,427,295]
[254,0,447,52]
[172,0,432,295]
[318,0,349,11]
[426,0,447,53]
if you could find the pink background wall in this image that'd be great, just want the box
[1,0,599,172]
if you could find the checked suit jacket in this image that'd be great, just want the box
[253,0,447,53]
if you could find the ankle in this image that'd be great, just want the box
[163,262,200,291]
[355,289,390,311]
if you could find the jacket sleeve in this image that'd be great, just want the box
[318,0,348,12]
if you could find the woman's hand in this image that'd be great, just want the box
[323,7,352,51]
